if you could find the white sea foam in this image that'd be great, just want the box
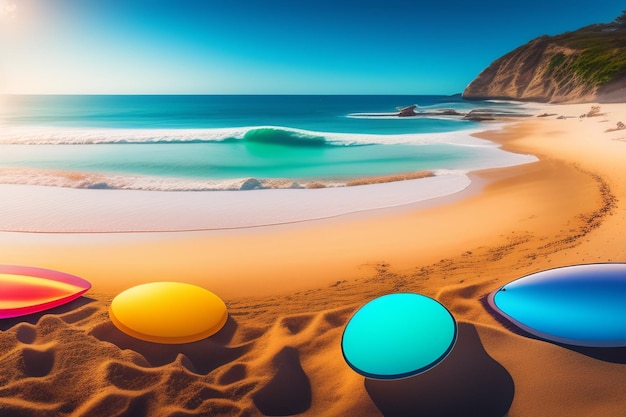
[0,147,537,192]
[484,99,525,105]
[345,112,400,119]
[0,173,473,233]
[345,114,471,121]
[0,126,539,231]
[0,126,250,145]
[0,167,280,191]
[0,124,494,147]
[0,122,536,192]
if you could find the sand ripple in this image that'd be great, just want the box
[0,297,356,416]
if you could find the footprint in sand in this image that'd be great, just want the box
[21,346,55,377]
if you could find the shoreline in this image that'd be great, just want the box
[0,121,519,194]
[0,136,536,233]
[1,102,623,297]
[0,174,474,233]
[1,102,626,416]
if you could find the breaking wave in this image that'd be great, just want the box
[0,167,445,191]
[0,125,491,147]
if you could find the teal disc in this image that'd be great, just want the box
[341,293,457,380]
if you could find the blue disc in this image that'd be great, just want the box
[341,293,457,380]
[489,263,626,347]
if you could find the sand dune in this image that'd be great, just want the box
[1,103,626,416]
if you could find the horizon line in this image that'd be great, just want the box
[1,92,464,97]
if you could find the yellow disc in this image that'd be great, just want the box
[109,282,228,344]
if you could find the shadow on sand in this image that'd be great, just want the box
[365,322,514,417]
[90,315,250,374]
[252,346,312,416]
[0,296,96,331]
[481,295,626,364]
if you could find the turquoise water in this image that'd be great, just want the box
[490,264,626,347]
[0,142,494,181]
[342,293,457,379]
[0,95,529,190]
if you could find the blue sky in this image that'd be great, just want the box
[0,0,622,94]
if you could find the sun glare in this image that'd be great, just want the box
[0,1,17,19]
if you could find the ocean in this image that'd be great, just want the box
[0,95,533,191]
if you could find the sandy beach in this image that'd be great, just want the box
[1,103,626,416]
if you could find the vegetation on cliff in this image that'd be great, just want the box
[463,12,626,103]
[552,14,626,86]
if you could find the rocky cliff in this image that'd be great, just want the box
[463,17,626,103]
